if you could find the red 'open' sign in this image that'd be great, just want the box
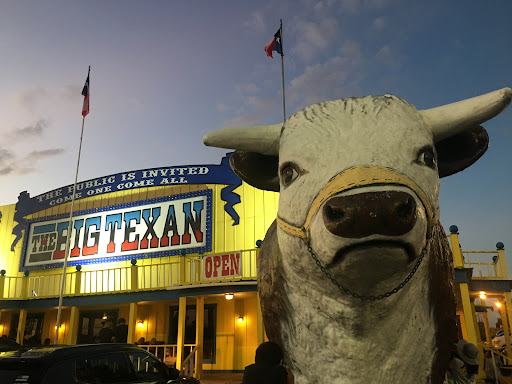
[203,252,242,280]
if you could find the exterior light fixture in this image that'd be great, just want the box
[479,291,486,300]
[238,315,244,324]
[102,313,108,320]
[225,293,234,300]
[54,324,63,330]
[496,302,502,308]
[137,320,145,328]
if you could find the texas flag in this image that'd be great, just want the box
[265,28,282,58]
[81,68,90,117]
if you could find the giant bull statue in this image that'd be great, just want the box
[203,88,512,383]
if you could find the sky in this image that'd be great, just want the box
[0,0,511,269]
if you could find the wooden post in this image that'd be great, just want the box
[66,307,79,345]
[0,272,5,299]
[498,296,512,361]
[498,248,508,279]
[16,309,27,345]
[131,265,138,291]
[195,296,204,380]
[449,232,464,268]
[74,270,82,294]
[22,275,29,299]
[127,302,138,344]
[470,300,485,379]
[179,258,186,285]
[176,296,186,371]
[459,284,478,345]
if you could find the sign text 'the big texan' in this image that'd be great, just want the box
[21,190,212,270]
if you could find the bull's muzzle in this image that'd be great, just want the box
[323,191,417,238]
[276,165,435,242]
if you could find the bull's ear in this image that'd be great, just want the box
[436,125,489,178]
[230,151,280,192]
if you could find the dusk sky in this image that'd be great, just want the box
[0,1,511,265]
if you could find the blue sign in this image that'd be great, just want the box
[12,154,241,252]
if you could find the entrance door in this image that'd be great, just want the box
[77,309,118,344]
[169,304,216,363]
[9,312,45,345]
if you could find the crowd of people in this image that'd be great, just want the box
[97,317,128,343]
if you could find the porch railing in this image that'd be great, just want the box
[462,251,502,279]
[138,343,196,375]
[0,248,258,300]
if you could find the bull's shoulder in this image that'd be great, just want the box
[257,221,289,350]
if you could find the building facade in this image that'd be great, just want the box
[0,154,277,378]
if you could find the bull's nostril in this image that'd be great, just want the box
[396,196,415,219]
[326,205,344,221]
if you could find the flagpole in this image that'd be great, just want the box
[280,19,286,124]
[54,66,89,344]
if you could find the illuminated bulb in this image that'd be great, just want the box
[137,320,145,328]
[479,291,486,300]
[102,313,108,320]
[225,293,234,300]
[496,302,502,308]
[238,316,244,323]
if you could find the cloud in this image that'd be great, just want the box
[15,87,49,111]
[0,147,13,162]
[372,17,386,30]
[234,82,260,96]
[9,119,47,139]
[0,147,65,176]
[0,166,14,175]
[363,0,393,8]
[293,18,340,61]
[222,114,263,129]
[59,84,82,101]
[25,148,65,160]
[374,45,403,69]
[243,11,266,34]
[288,41,365,109]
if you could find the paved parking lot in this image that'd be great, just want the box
[199,372,243,384]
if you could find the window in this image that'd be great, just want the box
[126,351,168,382]
[169,304,217,363]
[75,353,133,383]
[42,359,74,384]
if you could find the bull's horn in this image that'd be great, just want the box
[203,124,282,156]
[420,87,512,142]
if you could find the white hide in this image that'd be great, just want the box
[275,96,440,383]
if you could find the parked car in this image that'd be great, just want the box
[0,337,20,352]
[0,343,199,383]
[492,330,511,349]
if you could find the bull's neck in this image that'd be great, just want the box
[280,243,436,384]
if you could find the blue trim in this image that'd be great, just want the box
[454,268,469,283]
[11,154,242,251]
[19,190,213,271]
[0,283,257,309]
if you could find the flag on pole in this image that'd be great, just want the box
[81,68,90,117]
[264,28,282,58]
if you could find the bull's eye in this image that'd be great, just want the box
[280,162,300,187]
[416,146,437,169]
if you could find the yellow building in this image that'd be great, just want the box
[1,153,509,380]
[0,154,277,379]
[448,225,512,379]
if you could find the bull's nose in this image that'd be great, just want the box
[322,191,417,238]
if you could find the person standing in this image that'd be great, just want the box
[446,339,480,384]
[243,341,293,384]
[114,318,128,343]
[98,320,115,343]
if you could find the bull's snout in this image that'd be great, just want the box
[322,191,417,238]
